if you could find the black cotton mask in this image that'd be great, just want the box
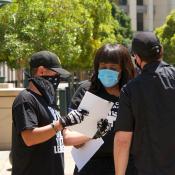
[25,71,58,107]
[42,75,60,90]
[29,76,56,107]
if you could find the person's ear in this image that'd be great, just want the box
[135,54,141,65]
[36,66,45,76]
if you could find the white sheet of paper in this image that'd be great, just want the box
[69,91,114,138]
[71,138,104,171]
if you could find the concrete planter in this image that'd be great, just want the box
[0,88,23,150]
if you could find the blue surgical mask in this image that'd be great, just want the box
[98,69,119,88]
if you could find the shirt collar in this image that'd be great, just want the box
[142,60,169,73]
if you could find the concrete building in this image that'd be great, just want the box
[117,0,175,31]
[0,62,16,83]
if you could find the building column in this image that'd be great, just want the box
[170,0,175,10]
[147,0,154,31]
[128,0,137,31]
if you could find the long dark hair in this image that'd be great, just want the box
[89,43,135,93]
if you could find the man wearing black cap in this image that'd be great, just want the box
[114,32,175,175]
[12,51,90,175]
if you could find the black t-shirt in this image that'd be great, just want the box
[70,80,119,158]
[115,61,175,175]
[12,89,64,175]
[71,81,137,175]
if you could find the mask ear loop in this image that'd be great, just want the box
[133,54,142,70]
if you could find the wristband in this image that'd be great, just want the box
[51,121,58,133]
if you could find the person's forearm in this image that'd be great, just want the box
[114,141,130,175]
[63,128,91,146]
[114,131,132,175]
[21,120,63,146]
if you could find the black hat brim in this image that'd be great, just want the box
[50,68,71,78]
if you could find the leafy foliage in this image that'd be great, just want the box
[110,0,132,46]
[0,0,132,71]
[155,10,175,64]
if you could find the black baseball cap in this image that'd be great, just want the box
[131,32,161,59]
[29,51,70,78]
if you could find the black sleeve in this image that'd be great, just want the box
[69,80,91,110]
[12,102,38,134]
[114,85,134,132]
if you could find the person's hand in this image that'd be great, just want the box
[93,118,110,139]
[59,109,89,127]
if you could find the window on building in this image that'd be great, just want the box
[119,0,127,5]
[137,0,143,5]
[137,13,143,31]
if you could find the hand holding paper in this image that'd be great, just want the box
[69,91,114,138]
[93,118,110,139]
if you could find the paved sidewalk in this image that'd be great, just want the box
[0,151,11,175]
[0,146,75,175]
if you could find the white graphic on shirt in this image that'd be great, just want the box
[48,106,64,154]
[106,101,119,131]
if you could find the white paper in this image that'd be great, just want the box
[69,91,114,138]
[71,138,104,171]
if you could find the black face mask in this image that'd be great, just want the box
[25,71,59,107]
[42,75,60,90]
[29,76,57,107]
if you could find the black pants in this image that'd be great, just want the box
[73,157,115,175]
[73,156,137,175]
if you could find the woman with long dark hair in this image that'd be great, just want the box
[70,43,137,175]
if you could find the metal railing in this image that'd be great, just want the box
[57,76,80,116]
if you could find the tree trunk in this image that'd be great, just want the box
[16,68,23,87]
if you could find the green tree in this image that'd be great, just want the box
[155,10,175,64]
[0,0,132,85]
[109,0,132,46]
